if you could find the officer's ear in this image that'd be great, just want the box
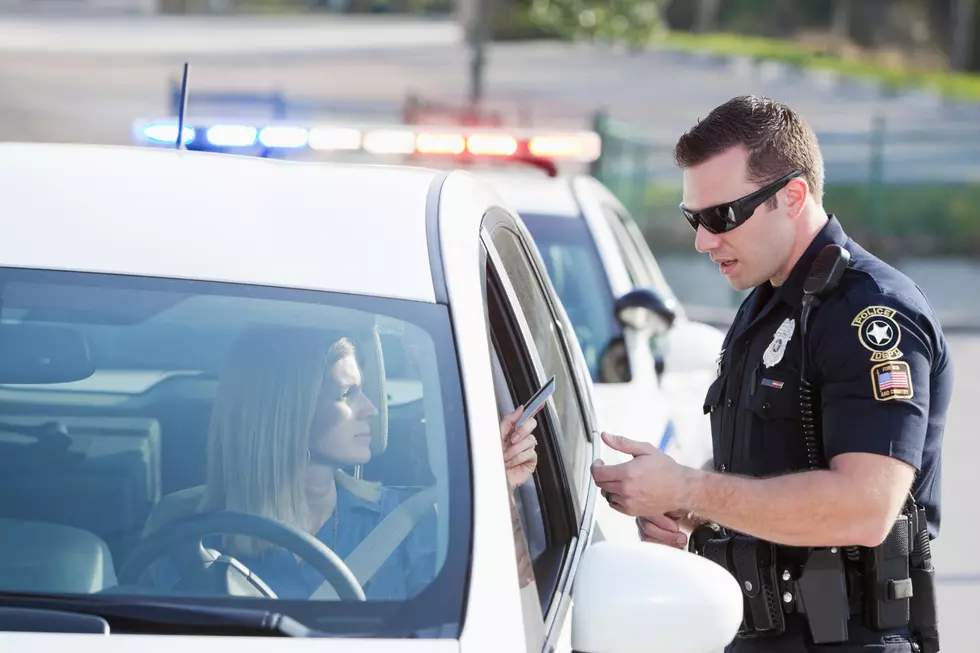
[783,176,809,220]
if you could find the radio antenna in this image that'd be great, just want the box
[175,62,190,150]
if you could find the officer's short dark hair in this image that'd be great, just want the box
[673,95,825,205]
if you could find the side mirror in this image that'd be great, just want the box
[572,540,742,653]
[614,288,677,336]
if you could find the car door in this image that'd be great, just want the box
[480,206,600,653]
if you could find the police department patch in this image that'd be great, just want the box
[871,360,913,401]
[851,306,904,362]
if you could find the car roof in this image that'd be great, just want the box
[0,142,444,304]
[473,170,583,218]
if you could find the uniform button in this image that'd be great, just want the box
[726,398,734,408]
[763,402,771,410]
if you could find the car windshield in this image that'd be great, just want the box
[519,213,619,382]
[0,267,469,638]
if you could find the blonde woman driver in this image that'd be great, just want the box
[149,326,539,601]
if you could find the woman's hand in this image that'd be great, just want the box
[500,405,539,489]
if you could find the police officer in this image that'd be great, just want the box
[590,95,952,653]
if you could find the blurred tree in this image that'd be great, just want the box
[831,0,851,43]
[527,0,673,47]
[951,0,977,70]
[695,0,722,32]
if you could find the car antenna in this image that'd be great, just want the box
[175,62,190,150]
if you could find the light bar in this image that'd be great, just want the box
[139,123,196,146]
[528,133,601,160]
[207,124,258,148]
[467,134,518,156]
[362,129,415,155]
[131,119,602,164]
[259,126,309,149]
[416,132,466,155]
[309,127,361,151]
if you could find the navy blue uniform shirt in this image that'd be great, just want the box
[704,214,952,539]
[708,215,952,652]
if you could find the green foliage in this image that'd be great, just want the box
[656,31,980,102]
[628,180,980,260]
[526,0,672,47]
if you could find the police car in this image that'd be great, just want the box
[0,142,741,652]
[474,170,725,470]
[130,116,723,529]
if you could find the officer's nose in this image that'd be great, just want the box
[694,224,722,254]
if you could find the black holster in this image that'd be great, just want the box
[691,526,851,644]
[861,514,913,631]
[908,506,941,653]
[692,528,788,639]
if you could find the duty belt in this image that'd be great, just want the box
[688,513,929,648]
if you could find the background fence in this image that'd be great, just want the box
[591,111,980,261]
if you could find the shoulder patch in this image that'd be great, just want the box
[871,360,913,401]
[851,305,903,362]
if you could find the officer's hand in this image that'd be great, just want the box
[591,432,692,518]
[636,512,688,548]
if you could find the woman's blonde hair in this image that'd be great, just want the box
[200,325,380,556]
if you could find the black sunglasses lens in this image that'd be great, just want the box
[685,206,734,234]
[683,210,700,231]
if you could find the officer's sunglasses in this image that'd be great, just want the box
[680,169,805,234]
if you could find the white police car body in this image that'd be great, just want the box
[476,171,724,478]
[0,143,740,652]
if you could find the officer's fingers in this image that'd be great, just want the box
[596,480,626,496]
[639,518,687,548]
[643,513,681,533]
[591,459,631,484]
[608,499,631,516]
[601,432,655,457]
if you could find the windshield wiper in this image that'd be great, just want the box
[0,594,314,637]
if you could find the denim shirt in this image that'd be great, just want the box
[152,484,438,601]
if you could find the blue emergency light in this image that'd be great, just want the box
[133,118,600,164]
[132,65,601,172]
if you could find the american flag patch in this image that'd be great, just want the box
[761,378,784,389]
[872,361,914,401]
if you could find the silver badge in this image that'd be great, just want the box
[762,318,795,369]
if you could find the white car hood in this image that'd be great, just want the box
[0,633,460,653]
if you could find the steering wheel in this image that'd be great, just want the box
[118,510,366,601]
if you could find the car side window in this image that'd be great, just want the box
[487,223,592,506]
[600,204,675,364]
[483,246,578,633]
[600,204,653,289]
[613,206,679,304]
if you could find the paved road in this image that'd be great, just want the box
[1,19,980,182]
[912,333,976,652]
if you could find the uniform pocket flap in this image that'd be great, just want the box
[702,375,726,415]
[747,375,799,419]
